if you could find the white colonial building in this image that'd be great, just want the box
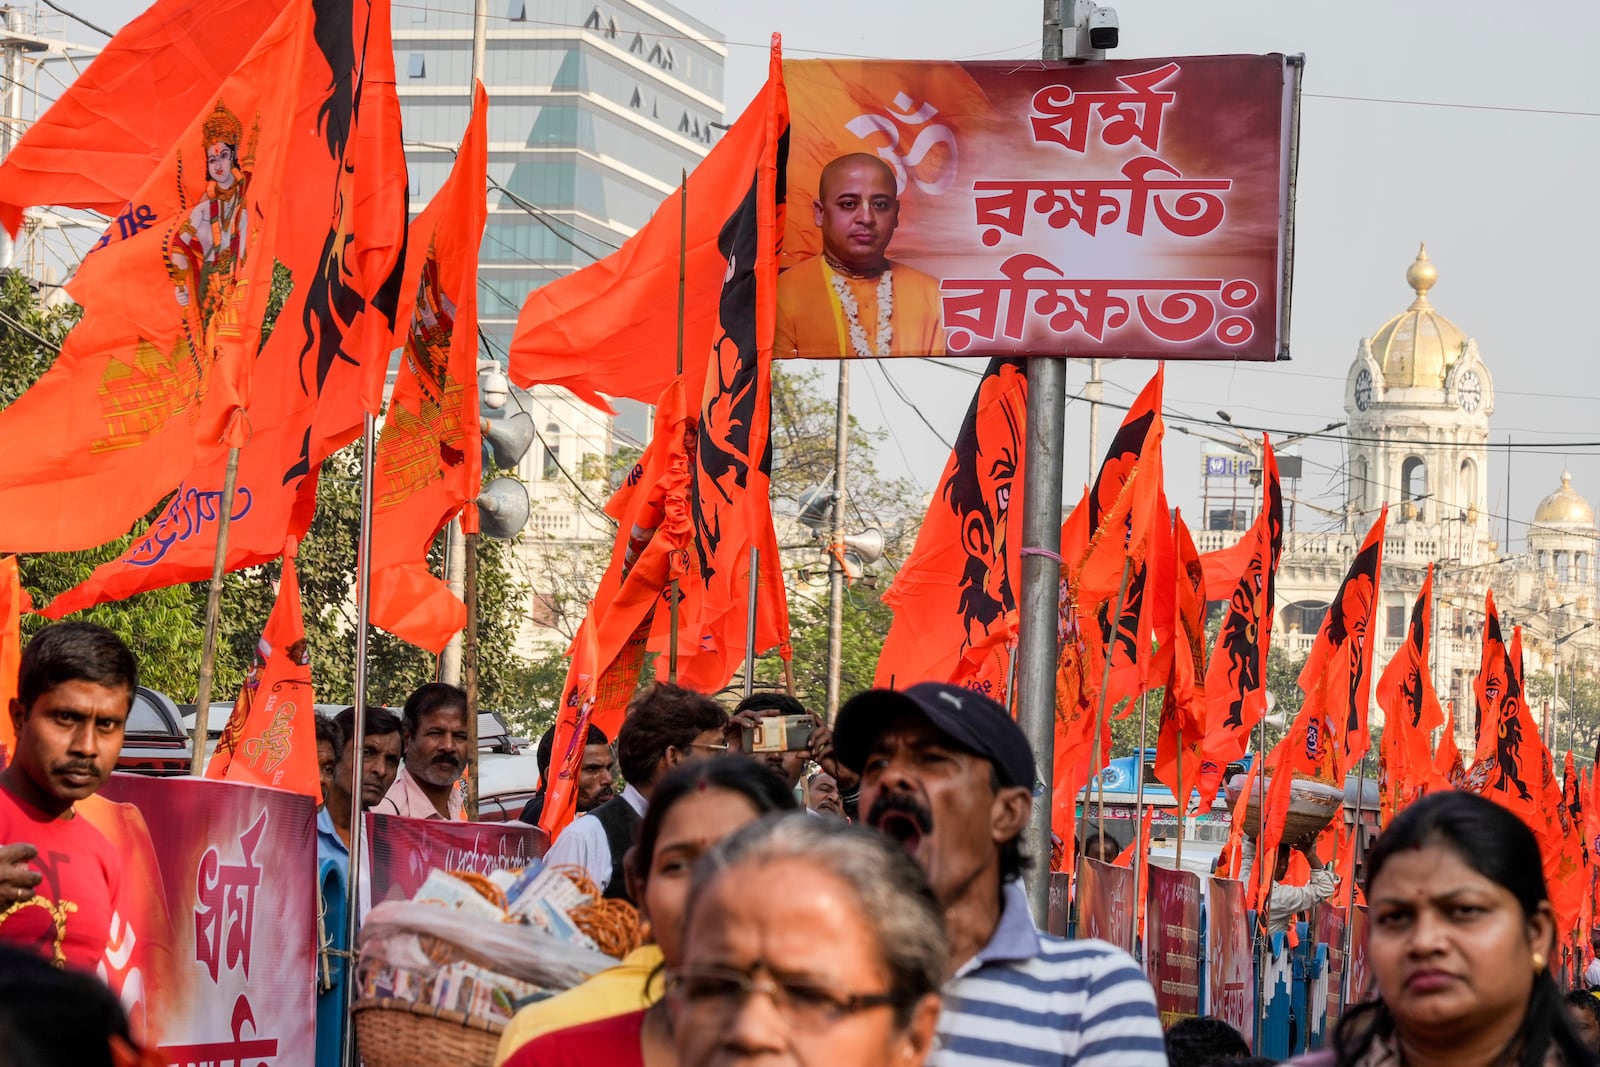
[1196,248,1599,748]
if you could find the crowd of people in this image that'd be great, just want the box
[5,620,1600,1067]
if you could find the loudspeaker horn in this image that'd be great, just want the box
[795,485,836,534]
[840,527,884,566]
[482,411,535,468]
[476,476,531,539]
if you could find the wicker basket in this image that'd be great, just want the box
[1224,773,1343,842]
[352,997,504,1067]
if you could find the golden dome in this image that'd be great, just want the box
[1367,245,1468,389]
[1534,472,1596,527]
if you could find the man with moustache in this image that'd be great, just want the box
[375,683,469,821]
[519,723,614,826]
[317,705,401,1067]
[834,682,1165,1066]
[0,623,136,971]
[775,152,946,360]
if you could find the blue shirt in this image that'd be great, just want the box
[931,881,1167,1067]
[315,808,349,1067]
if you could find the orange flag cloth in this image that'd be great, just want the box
[1434,703,1465,789]
[1375,564,1443,823]
[0,4,315,552]
[510,36,791,413]
[43,3,408,615]
[0,0,291,235]
[875,357,1027,696]
[205,542,319,797]
[369,85,489,653]
[658,42,792,692]
[0,556,29,769]
[1152,510,1207,807]
[539,611,602,842]
[1195,439,1283,809]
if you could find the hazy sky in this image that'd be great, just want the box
[60,0,1600,552]
[688,0,1600,553]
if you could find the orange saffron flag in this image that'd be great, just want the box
[0,2,312,551]
[0,556,28,769]
[1152,510,1207,806]
[875,357,1027,695]
[369,85,488,654]
[1472,591,1511,762]
[1433,703,1465,789]
[1195,439,1283,809]
[539,610,601,842]
[0,0,292,236]
[1375,565,1442,822]
[42,2,408,615]
[205,542,318,798]
[1297,508,1387,780]
[510,35,792,413]
[660,43,792,692]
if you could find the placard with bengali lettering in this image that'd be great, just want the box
[93,774,316,1065]
[779,55,1299,361]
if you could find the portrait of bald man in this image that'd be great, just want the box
[776,152,947,360]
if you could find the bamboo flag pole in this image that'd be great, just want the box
[1130,689,1151,959]
[339,413,378,1067]
[1175,723,1185,873]
[742,546,759,700]
[669,169,686,683]
[1071,556,1134,934]
[1341,751,1370,1007]
[190,445,242,774]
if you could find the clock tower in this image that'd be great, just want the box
[1344,246,1493,550]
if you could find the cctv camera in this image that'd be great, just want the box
[1088,6,1119,50]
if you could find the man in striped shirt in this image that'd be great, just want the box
[835,682,1168,1066]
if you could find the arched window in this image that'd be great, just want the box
[1457,458,1477,513]
[542,422,561,480]
[1401,456,1427,501]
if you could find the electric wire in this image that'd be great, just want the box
[34,0,112,38]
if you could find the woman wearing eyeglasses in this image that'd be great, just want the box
[669,814,946,1067]
[504,756,797,1067]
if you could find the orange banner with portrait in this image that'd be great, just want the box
[778,55,1298,361]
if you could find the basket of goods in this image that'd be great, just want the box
[1224,772,1344,842]
[353,863,643,1067]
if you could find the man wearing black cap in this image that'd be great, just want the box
[835,681,1165,1067]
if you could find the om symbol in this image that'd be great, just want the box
[844,92,959,196]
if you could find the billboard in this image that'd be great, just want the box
[778,55,1299,361]
[1146,866,1202,1026]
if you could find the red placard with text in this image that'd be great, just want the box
[1316,903,1347,1023]
[1146,866,1201,1026]
[1206,875,1256,1046]
[365,812,548,906]
[780,55,1299,361]
[1078,858,1136,950]
[1348,905,1371,1002]
[92,774,316,1064]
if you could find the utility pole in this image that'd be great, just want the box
[1015,0,1114,929]
[825,361,850,718]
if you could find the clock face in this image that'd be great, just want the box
[1458,370,1482,412]
[1354,368,1373,411]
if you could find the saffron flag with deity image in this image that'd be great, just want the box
[777,55,1298,361]
[874,356,1027,697]
[205,542,319,799]
[0,2,314,551]
[369,84,488,654]
[0,0,293,235]
[41,0,408,612]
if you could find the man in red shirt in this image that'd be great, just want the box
[0,622,135,972]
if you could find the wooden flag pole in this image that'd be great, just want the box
[190,444,242,775]
[340,413,378,1067]
[1130,689,1151,959]
[1341,751,1370,1007]
[742,546,759,700]
[464,529,480,820]
[1175,723,1185,874]
[669,170,686,683]
[1071,556,1134,936]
